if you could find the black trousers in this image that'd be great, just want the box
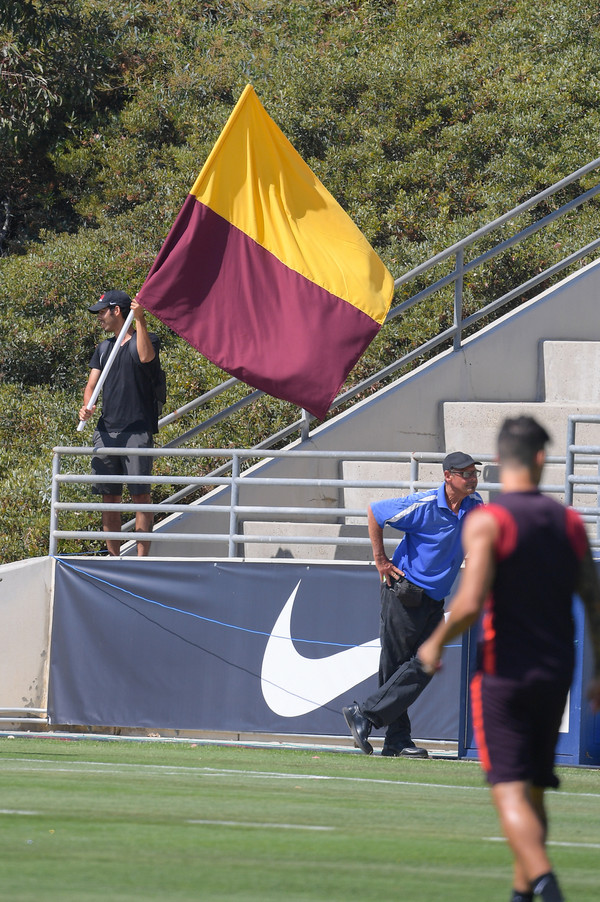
[361,579,445,748]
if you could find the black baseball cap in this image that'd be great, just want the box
[442,451,481,471]
[88,289,131,313]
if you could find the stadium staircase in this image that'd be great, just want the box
[112,155,600,558]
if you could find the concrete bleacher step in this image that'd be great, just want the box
[482,460,599,509]
[443,339,600,457]
[443,357,600,539]
[241,457,600,559]
[243,461,446,560]
[242,521,375,561]
[443,401,600,456]
[542,340,600,403]
[242,459,489,560]
[341,460,444,523]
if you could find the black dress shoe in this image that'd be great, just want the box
[381,745,402,757]
[399,745,429,758]
[381,744,429,758]
[342,703,373,755]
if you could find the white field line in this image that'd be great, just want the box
[187,819,333,831]
[0,759,489,791]
[2,761,598,841]
[0,809,38,815]
[485,836,600,850]
[1,758,599,800]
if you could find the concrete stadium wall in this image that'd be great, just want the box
[0,556,53,721]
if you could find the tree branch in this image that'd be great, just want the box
[0,199,12,255]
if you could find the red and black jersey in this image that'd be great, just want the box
[476,491,588,681]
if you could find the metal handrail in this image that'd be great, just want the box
[0,707,48,725]
[49,446,456,555]
[565,415,600,543]
[392,155,600,291]
[50,446,581,556]
[152,156,600,459]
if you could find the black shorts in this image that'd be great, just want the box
[92,428,154,496]
[471,671,570,788]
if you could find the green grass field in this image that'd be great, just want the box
[0,736,598,901]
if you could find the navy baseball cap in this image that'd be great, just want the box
[442,451,481,471]
[88,289,131,312]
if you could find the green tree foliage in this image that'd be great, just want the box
[0,0,122,247]
[2,0,600,561]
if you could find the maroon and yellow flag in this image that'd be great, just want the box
[137,84,394,419]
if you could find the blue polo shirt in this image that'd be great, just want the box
[371,484,483,600]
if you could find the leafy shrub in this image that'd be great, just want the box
[2,0,600,562]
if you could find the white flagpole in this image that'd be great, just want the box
[77,309,136,432]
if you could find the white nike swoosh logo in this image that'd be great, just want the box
[261,581,381,717]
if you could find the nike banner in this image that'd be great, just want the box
[48,558,462,738]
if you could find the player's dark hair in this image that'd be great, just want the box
[497,416,550,468]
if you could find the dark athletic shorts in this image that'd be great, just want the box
[470,671,570,788]
[92,428,154,496]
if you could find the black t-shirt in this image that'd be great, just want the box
[89,333,161,433]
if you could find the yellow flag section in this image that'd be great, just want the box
[191,85,393,324]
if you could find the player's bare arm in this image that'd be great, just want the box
[418,509,497,674]
[367,506,402,585]
[132,297,155,363]
[79,368,101,421]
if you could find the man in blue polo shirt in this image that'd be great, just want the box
[343,451,483,757]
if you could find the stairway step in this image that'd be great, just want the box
[443,401,600,455]
[543,341,600,403]
[242,521,380,561]
[340,461,443,523]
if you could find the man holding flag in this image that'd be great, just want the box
[79,289,161,556]
[76,85,392,555]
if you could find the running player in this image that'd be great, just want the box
[418,416,600,902]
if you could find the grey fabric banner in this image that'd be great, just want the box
[49,558,461,738]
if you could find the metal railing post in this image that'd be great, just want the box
[300,408,311,442]
[453,247,464,351]
[596,459,600,542]
[228,451,240,558]
[565,416,576,507]
[49,450,62,556]
[410,454,419,493]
